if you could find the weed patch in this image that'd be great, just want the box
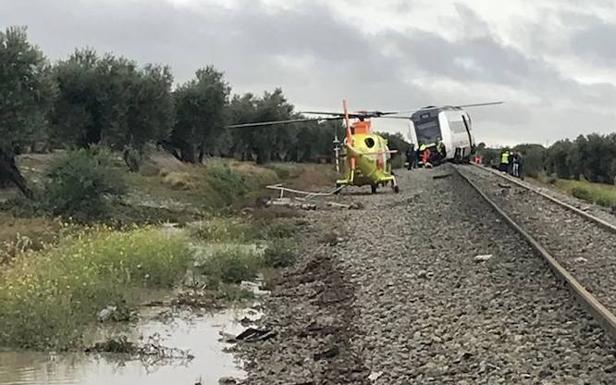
[189,217,258,243]
[0,226,191,350]
[195,245,263,286]
[571,186,593,202]
[552,179,616,208]
[262,238,297,268]
[206,162,248,205]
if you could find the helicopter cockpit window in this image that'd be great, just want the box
[365,137,375,148]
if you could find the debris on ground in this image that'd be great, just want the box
[143,300,166,307]
[85,336,137,354]
[261,196,363,211]
[172,289,223,309]
[240,280,271,296]
[153,309,174,323]
[268,198,317,210]
[432,173,452,179]
[97,306,117,322]
[498,183,511,188]
[85,334,195,361]
[368,371,383,381]
[97,303,137,322]
[474,254,493,262]
[313,345,339,361]
[234,327,277,342]
[219,331,238,343]
[326,201,363,210]
[574,257,588,263]
[321,231,344,246]
[239,316,254,326]
[218,377,238,385]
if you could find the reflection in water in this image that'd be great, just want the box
[0,307,256,385]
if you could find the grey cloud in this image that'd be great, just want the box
[570,17,616,62]
[2,0,616,145]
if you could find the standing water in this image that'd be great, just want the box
[0,305,257,385]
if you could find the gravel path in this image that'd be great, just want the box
[237,166,616,385]
[459,164,616,319]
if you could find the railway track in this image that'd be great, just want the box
[453,163,616,342]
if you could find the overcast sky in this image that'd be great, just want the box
[3,0,616,146]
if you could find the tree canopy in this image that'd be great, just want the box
[6,25,616,198]
[0,26,55,196]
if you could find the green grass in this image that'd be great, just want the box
[262,238,297,268]
[536,176,616,208]
[190,217,299,287]
[189,217,259,243]
[0,226,191,350]
[195,244,264,286]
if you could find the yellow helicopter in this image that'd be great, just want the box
[227,100,405,194]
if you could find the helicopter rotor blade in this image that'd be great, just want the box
[302,111,345,116]
[374,101,505,119]
[226,117,341,129]
[455,101,504,108]
[377,116,413,120]
[303,110,401,118]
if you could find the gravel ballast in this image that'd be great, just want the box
[236,167,616,384]
[459,164,616,319]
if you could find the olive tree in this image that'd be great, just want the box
[0,26,55,197]
[171,66,229,163]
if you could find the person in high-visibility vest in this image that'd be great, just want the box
[499,150,510,173]
[436,141,446,163]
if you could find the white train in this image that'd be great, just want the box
[406,102,501,163]
[408,106,475,162]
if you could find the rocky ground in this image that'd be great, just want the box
[235,166,616,385]
[459,164,616,320]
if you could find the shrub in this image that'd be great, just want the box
[197,246,261,286]
[263,238,297,268]
[266,164,291,179]
[258,221,298,239]
[595,193,616,208]
[44,149,126,220]
[162,171,194,190]
[206,162,248,205]
[571,186,592,202]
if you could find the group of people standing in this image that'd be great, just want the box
[405,141,446,170]
[499,149,523,179]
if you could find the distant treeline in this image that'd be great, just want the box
[477,133,616,184]
[1,26,364,196]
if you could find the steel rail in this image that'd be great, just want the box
[452,165,616,342]
[470,163,616,233]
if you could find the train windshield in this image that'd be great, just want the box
[415,118,441,144]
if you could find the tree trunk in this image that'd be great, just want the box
[181,143,197,163]
[0,149,33,198]
[157,140,182,161]
[198,145,205,164]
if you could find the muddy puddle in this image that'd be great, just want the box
[0,305,259,385]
